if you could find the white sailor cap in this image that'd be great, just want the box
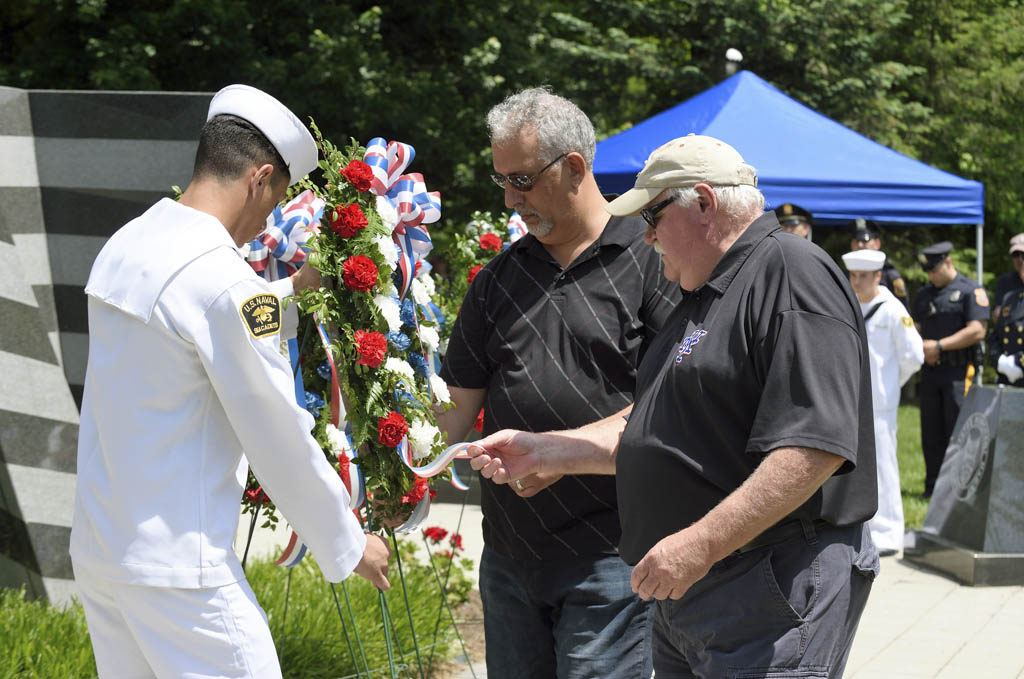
[841,249,886,272]
[207,84,317,186]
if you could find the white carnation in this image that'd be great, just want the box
[419,273,436,297]
[419,324,440,352]
[411,278,431,306]
[384,357,415,379]
[376,195,399,229]
[408,419,440,460]
[374,234,399,270]
[325,424,351,458]
[373,294,402,333]
[429,374,450,403]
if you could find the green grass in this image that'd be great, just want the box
[897,403,930,530]
[0,537,473,679]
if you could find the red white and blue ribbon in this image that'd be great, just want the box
[247,190,324,282]
[507,212,527,244]
[273,531,308,568]
[362,138,441,300]
[392,441,483,533]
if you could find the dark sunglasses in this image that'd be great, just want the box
[640,196,675,229]
[490,153,567,192]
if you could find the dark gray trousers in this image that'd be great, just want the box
[651,521,878,678]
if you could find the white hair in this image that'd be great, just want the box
[487,87,596,169]
[670,185,765,226]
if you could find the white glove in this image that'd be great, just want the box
[997,354,1023,383]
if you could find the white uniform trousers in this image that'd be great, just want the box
[74,563,282,679]
[868,409,904,553]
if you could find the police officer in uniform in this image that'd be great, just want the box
[991,232,1024,321]
[775,202,812,240]
[850,218,909,308]
[912,241,989,497]
[990,236,1024,387]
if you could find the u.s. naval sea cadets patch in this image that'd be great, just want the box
[240,293,281,338]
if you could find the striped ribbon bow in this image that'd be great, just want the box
[246,190,324,282]
[507,212,528,244]
[362,138,441,299]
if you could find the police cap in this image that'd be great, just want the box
[849,218,880,241]
[775,203,813,227]
[917,241,952,271]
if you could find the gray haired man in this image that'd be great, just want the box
[437,88,679,678]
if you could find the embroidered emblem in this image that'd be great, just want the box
[950,290,961,302]
[974,288,989,307]
[240,293,281,338]
[675,329,708,364]
[893,278,907,297]
[901,316,913,327]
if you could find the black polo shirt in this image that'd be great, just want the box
[441,213,680,561]
[616,213,877,565]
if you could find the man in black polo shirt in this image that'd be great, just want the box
[470,134,879,677]
[913,241,988,498]
[438,88,680,679]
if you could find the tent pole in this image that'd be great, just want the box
[976,223,984,284]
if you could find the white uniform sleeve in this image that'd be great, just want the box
[197,277,366,582]
[892,305,924,387]
[267,276,299,340]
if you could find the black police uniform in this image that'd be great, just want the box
[990,287,1024,387]
[881,260,909,309]
[912,244,989,496]
[993,270,1024,312]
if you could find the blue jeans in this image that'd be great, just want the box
[651,521,878,678]
[479,546,652,679]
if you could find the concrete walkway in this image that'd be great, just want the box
[237,502,1024,679]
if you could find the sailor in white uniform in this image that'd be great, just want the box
[842,249,924,556]
[70,84,391,679]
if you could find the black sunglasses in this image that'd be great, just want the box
[640,196,675,229]
[490,153,567,192]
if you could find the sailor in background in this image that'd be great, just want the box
[912,241,988,498]
[843,250,923,555]
[850,218,909,309]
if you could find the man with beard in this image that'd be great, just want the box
[437,87,680,679]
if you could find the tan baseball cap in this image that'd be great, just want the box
[606,134,757,216]
[1009,232,1024,255]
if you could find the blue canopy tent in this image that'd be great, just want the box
[593,70,986,278]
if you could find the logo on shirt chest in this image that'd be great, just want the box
[675,329,708,364]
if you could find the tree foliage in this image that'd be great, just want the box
[2,0,1020,275]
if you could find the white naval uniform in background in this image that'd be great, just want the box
[860,285,924,552]
[71,198,365,677]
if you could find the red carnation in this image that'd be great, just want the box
[401,476,429,505]
[479,233,503,252]
[341,160,374,192]
[244,487,269,504]
[473,408,485,433]
[378,410,409,447]
[467,264,482,284]
[330,203,369,238]
[343,255,379,291]
[423,526,448,543]
[449,533,464,551]
[337,453,352,492]
[353,329,387,368]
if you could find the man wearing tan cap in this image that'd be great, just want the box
[468,134,878,677]
[71,84,391,678]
